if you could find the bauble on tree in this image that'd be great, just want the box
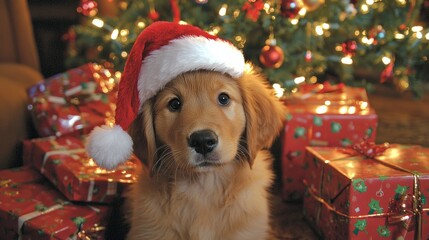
[259,39,284,68]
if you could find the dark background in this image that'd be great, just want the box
[29,0,80,78]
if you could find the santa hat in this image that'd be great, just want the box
[86,21,245,170]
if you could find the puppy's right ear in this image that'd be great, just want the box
[128,99,157,173]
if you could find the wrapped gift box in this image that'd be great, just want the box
[23,136,142,203]
[0,167,109,239]
[281,85,378,200]
[27,63,118,137]
[303,145,429,240]
[0,166,44,187]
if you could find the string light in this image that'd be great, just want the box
[120,29,129,36]
[341,56,353,65]
[294,76,305,85]
[416,31,423,39]
[264,3,271,14]
[382,56,391,65]
[315,105,328,114]
[411,26,423,32]
[290,19,299,25]
[361,36,374,45]
[322,23,330,30]
[92,18,104,28]
[137,21,146,28]
[298,8,307,17]
[208,26,221,36]
[396,0,406,6]
[395,33,405,39]
[360,4,369,14]
[111,29,119,40]
[219,4,227,16]
[315,25,324,36]
[272,83,285,98]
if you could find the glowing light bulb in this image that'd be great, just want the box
[322,23,330,30]
[316,105,328,114]
[92,18,104,28]
[395,33,405,39]
[294,76,305,85]
[272,83,285,98]
[382,56,391,65]
[315,26,324,36]
[341,56,353,65]
[290,19,299,25]
[360,4,369,13]
[219,4,227,16]
[411,26,423,32]
[111,29,119,40]
[137,21,146,28]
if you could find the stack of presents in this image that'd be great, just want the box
[1,63,428,239]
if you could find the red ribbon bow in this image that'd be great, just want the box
[342,139,390,158]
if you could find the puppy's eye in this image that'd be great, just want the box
[218,93,230,106]
[168,98,181,111]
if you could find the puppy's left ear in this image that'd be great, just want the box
[239,71,287,167]
[128,99,157,173]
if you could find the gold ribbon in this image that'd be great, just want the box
[77,224,106,240]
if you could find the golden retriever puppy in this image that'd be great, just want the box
[126,69,286,240]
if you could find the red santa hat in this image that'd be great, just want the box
[86,21,245,170]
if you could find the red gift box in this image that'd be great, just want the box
[21,204,109,240]
[23,136,142,203]
[0,166,44,187]
[281,85,378,200]
[0,167,110,239]
[303,145,429,240]
[27,63,118,138]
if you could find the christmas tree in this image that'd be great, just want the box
[66,0,429,96]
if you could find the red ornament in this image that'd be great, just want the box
[380,62,394,83]
[77,0,98,16]
[259,42,284,68]
[305,50,312,62]
[242,0,264,22]
[341,39,357,56]
[280,0,301,19]
[148,10,160,21]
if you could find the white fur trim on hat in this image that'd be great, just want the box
[137,36,245,106]
[86,125,133,170]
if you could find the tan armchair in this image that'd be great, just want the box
[0,0,43,169]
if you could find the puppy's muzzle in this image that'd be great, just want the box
[188,130,218,156]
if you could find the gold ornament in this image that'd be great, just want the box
[302,0,325,12]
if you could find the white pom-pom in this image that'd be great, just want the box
[86,125,133,170]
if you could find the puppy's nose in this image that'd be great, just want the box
[188,130,218,155]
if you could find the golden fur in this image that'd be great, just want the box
[127,70,286,240]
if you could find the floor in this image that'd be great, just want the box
[270,85,429,239]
